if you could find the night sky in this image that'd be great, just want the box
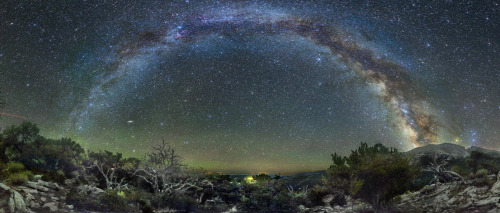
[0,0,498,175]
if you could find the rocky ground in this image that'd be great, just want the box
[298,172,500,213]
[299,195,372,213]
[394,172,500,213]
[0,177,75,212]
[2,172,500,212]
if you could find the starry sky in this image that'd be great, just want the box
[0,0,498,175]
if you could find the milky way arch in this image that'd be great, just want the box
[68,6,439,148]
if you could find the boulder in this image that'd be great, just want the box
[42,202,58,212]
[64,178,77,187]
[322,190,346,207]
[76,184,104,197]
[394,173,500,212]
[36,180,61,191]
[24,193,35,207]
[1,183,29,213]
[0,183,10,192]
[8,189,28,213]
[26,181,49,192]
[32,175,42,182]
[22,188,38,194]
[491,172,500,195]
[222,206,238,213]
[477,197,500,207]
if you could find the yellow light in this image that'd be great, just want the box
[245,176,256,183]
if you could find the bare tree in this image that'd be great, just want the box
[133,138,201,197]
[85,150,133,190]
[422,153,463,188]
[88,160,129,190]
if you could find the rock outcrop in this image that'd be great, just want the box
[491,172,500,195]
[0,183,29,213]
[75,184,104,198]
[296,172,500,213]
[299,195,372,213]
[395,173,500,212]
[0,180,75,212]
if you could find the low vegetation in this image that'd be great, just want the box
[1,121,499,212]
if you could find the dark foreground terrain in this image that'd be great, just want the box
[1,122,500,212]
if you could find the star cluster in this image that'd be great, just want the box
[0,0,498,174]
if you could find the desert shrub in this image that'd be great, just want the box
[478,177,496,188]
[3,161,25,173]
[253,173,273,182]
[466,151,500,175]
[475,168,489,178]
[120,188,155,212]
[99,189,136,212]
[41,170,66,184]
[209,180,241,204]
[305,185,345,208]
[410,170,439,191]
[2,162,32,185]
[327,143,418,212]
[306,185,330,206]
[448,182,466,198]
[67,188,141,212]
[66,188,106,211]
[7,171,32,185]
[0,122,85,181]
[206,172,232,183]
[162,194,199,212]
[237,180,296,212]
[451,165,472,178]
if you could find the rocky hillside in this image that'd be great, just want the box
[395,172,500,212]
[468,146,500,158]
[285,170,326,190]
[405,143,469,159]
[0,178,74,213]
[406,143,500,160]
[295,172,500,213]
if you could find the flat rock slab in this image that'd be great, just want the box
[22,188,38,194]
[26,181,50,192]
[9,189,28,213]
[43,202,59,212]
[37,180,61,190]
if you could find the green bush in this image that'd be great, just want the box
[4,162,25,173]
[253,173,273,182]
[236,180,296,212]
[7,171,32,185]
[2,162,32,185]
[99,189,133,212]
[306,185,330,207]
[475,168,489,178]
[41,170,66,184]
[473,176,497,188]
[206,172,232,183]
[66,188,105,211]
[162,195,199,212]
[327,143,418,212]
[451,165,472,178]
[67,188,142,212]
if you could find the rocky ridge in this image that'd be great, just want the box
[0,177,75,213]
[395,171,500,212]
